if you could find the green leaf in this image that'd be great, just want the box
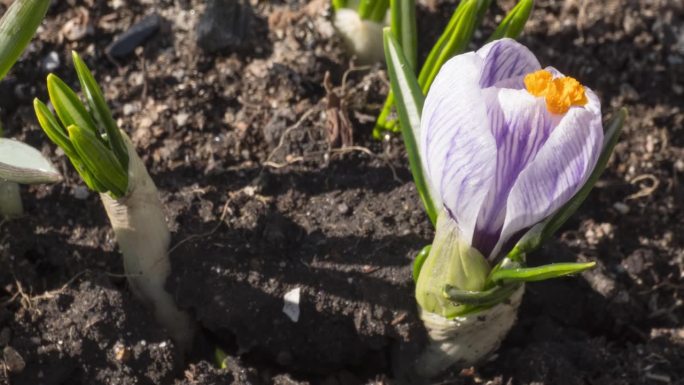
[33,98,76,157]
[0,0,50,81]
[390,0,417,71]
[214,347,228,369]
[33,98,106,192]
[332,0,348,11]
[374,0,484,137]
[383,28,437,225]
[487,0,534,42]
[412,244,431,282]
[72,51,129,169]
[0,138,61,184]
[47,74,100,137]
[443,282,519,307]
[490,262,596,284]
[508,108,627,261]
[68,124,128,198]
[369,0,389,22]
[417,0,480,94]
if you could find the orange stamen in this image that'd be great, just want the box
[524,70,588,114]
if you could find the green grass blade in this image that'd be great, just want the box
[72,51,129,169]
[487,0,534,42]
[508,108,627,261]
[68,124,128,198]
[490,262,596,284]
[0,0,50,81]
[47,74,100,137]
[383,29,437,225]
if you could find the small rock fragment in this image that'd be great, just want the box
[197,0,251,53]
[3,346,25,373]
[106,14,162,59]
[613,202,630,214]
[42,51,60,72]
[113,342,131,363]
[282,287,301,322]
[73,185,90,200]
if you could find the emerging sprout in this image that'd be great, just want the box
[331,0,390,64]
[0,0,55,218]
[384,30,625,377]
[34,52,193,350]
[0,138,61,218]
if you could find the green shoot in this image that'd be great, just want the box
[34,52,129,198]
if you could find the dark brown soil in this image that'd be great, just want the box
[1,0,683,384]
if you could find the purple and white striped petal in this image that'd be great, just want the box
[493,88,603,257]
[471,87,558,257]
[420,52,497,243]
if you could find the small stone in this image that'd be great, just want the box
[42,51,60,72]
[196,0,252,53]
[113,342,131,363]
[337,203,350,215]
[3,346,25,373]
[73,186,90,200]
[613,202,630,214]
[174,112,190,127]
[107,14,162,59]
[282,287,301,322]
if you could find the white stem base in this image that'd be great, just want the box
[0,181,23,218]
[101,135,193,351]
[415,285,525,378]
[333,8,386,64]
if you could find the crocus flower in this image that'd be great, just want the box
[420,38,603,261]
[412,38,605,377]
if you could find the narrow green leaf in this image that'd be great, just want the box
[332,0,348,11]
[0,0,50,81]
[369,0,389,22]
[374,0,483,136]
[412,245,431,282]
[47,74,100,137]
[390,0,417,71]
[383,29,437,225]
[490,262,596,284]
[357,0,373,19]
[72,51,129,169]
[33,98,107,192]
[420,0,479,93]
[508,108,627,261]
[33,98,76,157]
[68,125,128,198]
[443,282,519,307]
[487,0,534,42]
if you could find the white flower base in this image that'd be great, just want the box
[415,285,525,378]
[332,8,385,64]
